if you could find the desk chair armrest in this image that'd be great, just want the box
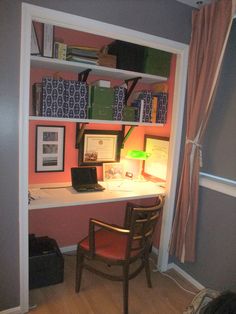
[90,218,130,234]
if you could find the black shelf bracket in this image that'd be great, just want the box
[121,125,137,149]
[78,69,92,82]
[75,122,88,148]
[125,77,142,103]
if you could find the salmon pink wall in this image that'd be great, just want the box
[29,24,175,249]
[29,197,161,247]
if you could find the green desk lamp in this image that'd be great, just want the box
[126,150,151,180]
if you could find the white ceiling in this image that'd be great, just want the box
[176,0,212,8]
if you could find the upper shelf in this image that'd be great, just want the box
[28,115,164,127]
[31,56,168,84]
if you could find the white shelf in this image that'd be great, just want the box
[28,115,164,127]
[31,56,167,84]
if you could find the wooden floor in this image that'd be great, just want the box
[29,254,199,314]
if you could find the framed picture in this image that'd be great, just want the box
[31,22,40,55]
[103,162,124,181]
[78,130,122,165]
[35,125,65,172]
[43,23,54,57]
[143,135,169,182]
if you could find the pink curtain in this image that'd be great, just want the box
[170,0,235,262]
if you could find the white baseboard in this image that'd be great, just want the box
[0,306,21,314]
[60,244,77,253]
[167,262,205,290]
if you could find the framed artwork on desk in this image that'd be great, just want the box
[143,135,169,182]
[78,129,122,166]
[35,125,65,172]
[103,162,124,181]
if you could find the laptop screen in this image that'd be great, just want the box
[71,167,98,187]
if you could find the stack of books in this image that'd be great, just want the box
[66,46,99,65]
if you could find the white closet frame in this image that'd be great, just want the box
[19,3,189,312]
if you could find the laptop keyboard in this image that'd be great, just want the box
[75,183,105,192]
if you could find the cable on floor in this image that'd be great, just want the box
[149,257,197,296]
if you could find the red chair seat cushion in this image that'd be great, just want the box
[79,229,130,260]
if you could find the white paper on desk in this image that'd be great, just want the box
[106,181,133,192]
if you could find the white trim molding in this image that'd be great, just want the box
[167,263,205,290]
[0,307,21,314]
[200,172,236,197]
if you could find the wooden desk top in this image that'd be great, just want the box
[29,180,165,210]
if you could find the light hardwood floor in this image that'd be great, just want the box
[29,254,199,314]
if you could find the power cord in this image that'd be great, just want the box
[149,257,197,296]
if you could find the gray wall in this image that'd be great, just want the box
[0,0,192,311]
[173,20,236,292]
[202,19,236,181]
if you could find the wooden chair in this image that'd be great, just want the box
[75,195,164,314]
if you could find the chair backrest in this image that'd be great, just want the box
[125,196,164,260]
[124,196,162,228]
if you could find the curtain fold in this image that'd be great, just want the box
[169,0,234,263]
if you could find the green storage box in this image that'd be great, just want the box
[89,106,113,120]
[143,48,172,77]
[123,107,136,122]
[90,86,114,107]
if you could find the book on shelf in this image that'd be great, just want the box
[67,47,98,59]
[54,42,67,60]
[32,83,42,116]
[151,96,158,123]
[66,55,98,65]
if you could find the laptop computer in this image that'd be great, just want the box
[71,167,105,192]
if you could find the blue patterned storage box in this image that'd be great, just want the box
[63,80,88,119]
[155,92,168,123]
[113,86,127,120]
[42,77,88,118]
[42,78,64,117]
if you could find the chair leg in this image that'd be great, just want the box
[75,247,84,293]
[123,264,129,314]
[144,254,152,288]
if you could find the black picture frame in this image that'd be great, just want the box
[78,129,122,166]
[35,125,65,172]
[142,135,169,182]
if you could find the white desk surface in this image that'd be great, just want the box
[29,180,165,210]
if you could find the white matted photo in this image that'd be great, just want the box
[103,162,124,181]
[35,125,65,172]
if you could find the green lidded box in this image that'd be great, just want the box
[90,85,114,107]
[89,85,114,120]
[123,106,136,122]
[143,48,172,77]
